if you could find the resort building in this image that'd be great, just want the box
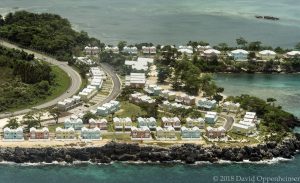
[231,122,256,135]
[113,117,132,131]
[156,127,177,140]
[29,127,49,140]
[175,93,196,106]
[186,117,205,128]
[81,127,101,140]
[90,67,106,79]
[223,101,240,113]
[3,127,24,141]
[125,57,154,72]
[197,98,217,110]
[203,49,221,60]
[229,49,249,61]
[57,95,82,111]
[97,100,120,116]
[137,117,157,130]
[125,73,146,88]
[55,127,76,140]
[162,101,191,111]
[89,118,108,130]
[142,46,156,54]
[206,126,226,139]
[64,115,84,130]
[243,112,257,123]
[181,127,201,139]
[286,51,300,59]
[84,46,100,55]
[90,77,103,90]
[197,45,212,52]
[258,50,276,61]
[144,84,162,96]
[131,126,152,140]
[123,46,138,54]
[178,46,193,56]
[104,46,119,53]
[160,90,176,101]
[79,85,98,101]
[129,92,156,105]
[205,112,218,124]
[161,117,181,129]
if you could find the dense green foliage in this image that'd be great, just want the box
[227,95,300,132]
[0,46,57,112]
[156,49,221,96]
[100,51,126,74]
[0,11,101,61]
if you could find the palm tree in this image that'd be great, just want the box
[5,118,19,129]
[49,107,62,124]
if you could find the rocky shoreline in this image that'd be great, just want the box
[0,135,299,165]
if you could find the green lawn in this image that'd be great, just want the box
[46,65,71,102]
[47,123,64,133]
[102,132,131,141]
[115,101,147,118]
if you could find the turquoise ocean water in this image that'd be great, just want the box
[1,1,300,182]
[215,73,300,118]
[0,157,299,183]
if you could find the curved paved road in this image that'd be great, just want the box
[89,62,122,110]
[0,40,82,118]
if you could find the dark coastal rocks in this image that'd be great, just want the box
[0,138,300,164]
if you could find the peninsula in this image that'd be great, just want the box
[0,11,299,165]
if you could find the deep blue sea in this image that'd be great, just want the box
[1,1,300,182]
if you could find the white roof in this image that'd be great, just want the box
[186,117,204,122]
[4,127,23,132]
[30,127,49,132]
[246,112,256,116]
[205,114,216,118]
[231,49,249,54]
[81,127,100,132]
[233,123,250,130]
[56,127,75,132]
[197,45,212,49]
[178,48,193,54]
[204,49,221,54]
[286,51,300,56]
[259,50,276,55]
[207,111,217,115]
[239,121,256,128]
[137,57,154,63]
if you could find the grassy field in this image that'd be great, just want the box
[102,132,131,141]
[47,123,64,133]
[0,65,71,112]
[46,65,71,102]
[115,101,147,118]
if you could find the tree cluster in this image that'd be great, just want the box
[0,11,100,61]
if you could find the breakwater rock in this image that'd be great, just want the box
[0,138,300,164]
